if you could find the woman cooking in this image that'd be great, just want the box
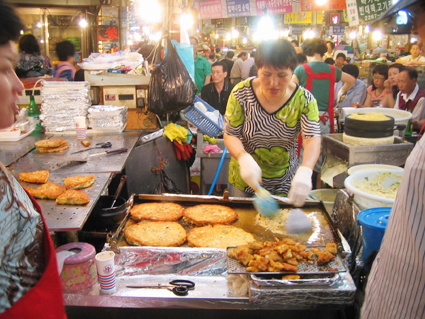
[223,39,321,207]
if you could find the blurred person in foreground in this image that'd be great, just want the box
[361,0,425,317]
[223,39,321,206]
[0,0,66,318]
[334,64,367,108]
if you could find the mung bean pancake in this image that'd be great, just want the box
[183,204,238,226]
[130,202,185,222]
[124,221,187,247]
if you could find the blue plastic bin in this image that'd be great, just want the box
[358,207,391,265]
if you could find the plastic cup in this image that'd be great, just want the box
[74,116,87,140]
[95,251,116,295]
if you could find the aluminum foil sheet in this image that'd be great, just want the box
[88,105,128,131]
[40,81,91,132]
[250,273,341,287]
[113,246,228,277]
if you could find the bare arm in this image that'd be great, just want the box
[300,136,321,170]
[291,73,300,84]
[381,91,396,108]
[355,93,372,108]
[223,134,246,160]
[341,72,355,92]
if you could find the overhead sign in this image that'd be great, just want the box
[284,12,312,24]
[199,0,223,20]
[301,0,346,12]
[227,0,251,17]
[356,0,392,24]
[330,26,345,35]
[331,13,340,24]
[291,26,303,35]
[346,0,360,26]
[256,0,293,15]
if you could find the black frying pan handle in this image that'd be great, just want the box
[113,175,127,201]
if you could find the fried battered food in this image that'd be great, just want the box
[130,203,184,222]
[317,250,336,265]
[37,144,69,153]
[64,175,95,189]
[25,182,66,199]
[326,243,337,255]
[183,205,238,226]
[56,189,90,205]
[19,170,49,184]
[124,221,186,247]
[188,224,254,249]
[35,138,67,149]
[81,140,91,147]
[282,275,300,280]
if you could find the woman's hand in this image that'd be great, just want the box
[384,79,391,90]
[237,153,262,190]
[288,166,313,207]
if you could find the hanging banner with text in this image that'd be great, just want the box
[330,26,346,35]
[356,0,392,24]
[227,0,251,17]
[256,0,293,15]
[284,12,312,24]
[301,0,346,12]
[346,0,360,26]
[199,0,223,20]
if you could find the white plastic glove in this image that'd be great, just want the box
[336,89,347,106]
[238,153,262,190]
[288,166,313,207]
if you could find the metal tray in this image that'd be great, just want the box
[250,273,341,287]
[227,248,346,275]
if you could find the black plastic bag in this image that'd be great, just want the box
[148,38,197,115]
[154,170,183,194]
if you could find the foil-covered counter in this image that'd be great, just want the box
[64,246,356,310]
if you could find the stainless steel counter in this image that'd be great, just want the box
[0,133,44,167]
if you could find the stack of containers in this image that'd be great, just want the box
[40,81,91,132]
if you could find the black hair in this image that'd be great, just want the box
[371,64,388,90]
[342,64,359,78]
[336,52,346,60]
[238,52,247,58]
[302,38,327,57]
[19,34,40,55]
[212,61,228,73]
[56,40,75,61]
[324,58,335,65]
[388,63,405,73]
[0,0,24,45]
[250,51,255,58]
[409,43,419,51]
[226,50,235,59]
[255,39,297,71]
[297,53,307,64]
[326,41,335,50]
[291,39,299,47]
[215,47,221,54]
[209,52,216,60]
[401,67,418,80]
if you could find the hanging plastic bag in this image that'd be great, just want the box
[171,40,195,80]
[148,37,197,115]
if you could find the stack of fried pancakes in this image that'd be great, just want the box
[35,138,69,153]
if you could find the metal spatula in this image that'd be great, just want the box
[63,148,128,162]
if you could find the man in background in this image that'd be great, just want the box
[334,64,366,108]
[220,50,234,79]
[190,36,211,94]
[241,51,255,80]
[200,61,234,115]
[335,52,347,69]
[207,52,217,66]
[230,51,247,85]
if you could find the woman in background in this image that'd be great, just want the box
[381,63,405,108]
[354,64,388,107]
[15,34,52,78]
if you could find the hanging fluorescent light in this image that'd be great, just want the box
[36,21,42,28]
[232,28,239,39]
[257,16,279,40]
[138,0,162,23]
[226,32,231,41]
[316,0,328,5]
[180,13,193,30]
[242,37,248,44]
[79,19,88,28]
[349,31,357,39]
[372,30,382,41]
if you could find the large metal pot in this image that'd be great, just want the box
[92,195,129,228]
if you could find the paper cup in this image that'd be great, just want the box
[95,251,116,295]
[74,116,87,140]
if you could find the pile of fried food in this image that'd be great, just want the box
[124,203,254,248]
[19,170,94,205]
[35,138,69,153]
[228,238,337,274]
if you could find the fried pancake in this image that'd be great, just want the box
[64,175,95,189]
[56,189,90,205]
[183,205,238,225]
[130,203,184,222]
[187,225,255,249]
[35,138,67,149]
[124,221,186,247]
[19,170,49,184]
[26,182,66,200]
[37,144,69,153]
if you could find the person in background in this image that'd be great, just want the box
[394,68,425,130]
[15,34,52,78]
[396,43,425,65]
[215,47,221,59]
[290,39,299,48]
[220,50,234,79]
[334,64,366,108]
[230,51,248,85]
[354,64,388,107]
[241,51,255,80]
[381,63,405,108]
[0,0,66,318]
[200,61,234,115]
[339,39,348,45]
[224,38,321,206]
[324,58,335,65]
[361,2,425,317]
[189,36,211,94]
[335,52,346,69]
[323,41,336,60]
[53,40,76,81]
[207,51,217,66]
[297,53,307,66]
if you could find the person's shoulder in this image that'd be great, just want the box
[419,56,425,62]
[356,79,366,88]
[294,64,305,74]
[367,85,373,93]
[295,84,315,101]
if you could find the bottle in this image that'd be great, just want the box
[405,119,413,137]
[28,95,42,134]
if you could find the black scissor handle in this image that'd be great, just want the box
[169,279,195,289]
[172,286,189,296]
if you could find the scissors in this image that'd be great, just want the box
[126,279,195,296]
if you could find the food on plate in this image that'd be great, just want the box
[130,202,184,222]
[19,170,49,184]
[282,275,300,280]
[56,189,90,205]
[35,138,69,153]
[183,204,238,225]
[64,175,95,190]
[349,112,390,121]
[187,224,255,249]
[124,221,186,247]
[81,140,90,147]
[356,171,401,199]
[227,238,337,272]
[25,182,66,199]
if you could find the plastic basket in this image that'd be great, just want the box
[182,96,223,137]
